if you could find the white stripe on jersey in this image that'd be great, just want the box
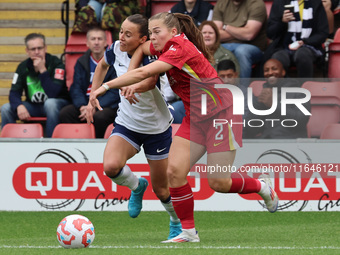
[104,41,173,134]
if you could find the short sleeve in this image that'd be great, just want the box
[104,42,116,66]
[158,40,188,70]
[212,0,225,22]
[248,0,267,23]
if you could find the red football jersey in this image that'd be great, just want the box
[150,33,232,121]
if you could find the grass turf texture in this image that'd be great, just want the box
[0,211,339,255]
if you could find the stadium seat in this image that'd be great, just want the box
[104,124,114,139]
[0,123,44,138]
[62,30,113,89]
[264,0,273,16]
[327,28,340,80]
[25,117,47,122]
[328,42,340,80]
[62,32,88,89]
[249,80,265,97]
[149,0,179,16]
[333,28,340,42]
[171,123,180,138]
[320,123,340,139]
[302,81,340,138]
[52,123,96,139]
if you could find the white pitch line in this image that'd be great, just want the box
[1,245,340,250]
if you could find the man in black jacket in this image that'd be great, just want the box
[266,0,329,78]
[0,33,70,137]
[59,27,119,138]
[244,59,311,139]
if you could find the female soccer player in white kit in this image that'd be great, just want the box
[86,14,181,240]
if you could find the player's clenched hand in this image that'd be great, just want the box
[32,56,46,73]
[258,88,273,107]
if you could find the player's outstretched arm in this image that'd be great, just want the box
[92,60,172,93]
[121,75,158,104]
[86,58,110,124]
[128,41,152,71]
[88,60,173,110]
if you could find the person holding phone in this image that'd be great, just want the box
[266,0,329,79]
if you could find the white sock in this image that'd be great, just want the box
[258,180,266,194]
[183,228,196,235]
[110,165,139,191]
[161,199,180,223]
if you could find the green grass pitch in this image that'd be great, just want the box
[0,211,339,255]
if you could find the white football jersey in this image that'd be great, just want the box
[105,41,173,134]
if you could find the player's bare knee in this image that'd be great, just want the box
[153,186,169,201]
[208,178,232,193]
[103,160,123,178]
[167,167,180,186]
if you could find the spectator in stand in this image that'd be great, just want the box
[59,27,119,138]
[199,20,240,73]
[170,0,214,27]
[322,0,339,37]
[217,59,239,85]
[0,33,70,137]
[212,0,267,79]
[72,0,141,40]
[217,59,249,120]
[266,0,329,79]
[243,59,310,139]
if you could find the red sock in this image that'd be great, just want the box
[169,183,195,229]
[229,172,261,193]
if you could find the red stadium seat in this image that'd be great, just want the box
[333,28,340,42]
[302,81,340,138]
[320,124,340,139]
[25,117,47,122]
[249,80,265,97]
[52,123,96,139]
[327,28,340,80]
[149,0,179,16]
[264,0,273,16]
[63,30,113,89]
[104,124,114,139]
[328,42,340,80]
[0,123,44,138]
[63,32,88,89]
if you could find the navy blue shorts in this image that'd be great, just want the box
[111,123,172,160]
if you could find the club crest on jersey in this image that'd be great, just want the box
[169,45,176,52]
[31,91,48,103]
[54,69,65,80]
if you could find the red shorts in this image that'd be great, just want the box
[175,107,243,153]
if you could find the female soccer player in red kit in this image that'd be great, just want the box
[88,12,279,243]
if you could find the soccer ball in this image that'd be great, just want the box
[56,214,95,248]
